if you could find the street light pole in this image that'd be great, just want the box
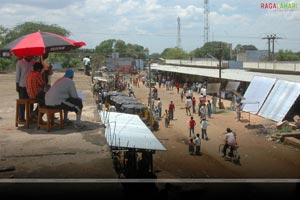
[148,60,152,131]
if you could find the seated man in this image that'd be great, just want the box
[26,62,45,119]
[45,69,84,129]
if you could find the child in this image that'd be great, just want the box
[195,133,201,155]
[189,138,195,155]
[163,109,170,127]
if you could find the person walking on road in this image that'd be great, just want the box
[192,97,196,114]
[185,97,192,116]
[201,118,208,140]
[189,138,195,155]
[207,100,212,118]
[189,116,196,138]
[168,100,175,120]
[195,133,201,155]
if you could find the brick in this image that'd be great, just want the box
[284,137,300,148]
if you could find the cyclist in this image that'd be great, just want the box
[222,128,237,158]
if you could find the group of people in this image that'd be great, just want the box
[16,55,85,129]
[132,74,240,159]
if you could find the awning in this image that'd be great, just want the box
[151,63,300,83]
[99,111,166,151]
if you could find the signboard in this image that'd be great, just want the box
[225,81,240,91]
[206,83,221,94]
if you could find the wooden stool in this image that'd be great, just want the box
[15,99,40,128]
[37,107,64,132]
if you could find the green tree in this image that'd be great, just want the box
[95,39,116,56]
[0,25,9,45]
[191,41,231,60]
[4,21,70,44]
[234,44,257,52]
[94,39,148,58]
[275,50,300,61]
[160,47,189,59]
[0,22,74,71]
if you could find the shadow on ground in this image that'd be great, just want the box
[16,120,101,135]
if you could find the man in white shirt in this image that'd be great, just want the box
[185,97,192,116]
[83,55,91,76]
[222,128,237,157]
[16,56,37,121]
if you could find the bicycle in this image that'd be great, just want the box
[218,144,241,165]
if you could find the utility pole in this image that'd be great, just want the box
[217,44,224,109]
[148,60,153,131]
[262,34,282,61]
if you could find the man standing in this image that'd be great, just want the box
[157,98,162,118]
[189,117,196,138]
[185,97,192,116]
[45,69,84,129]
[168,100,175,120]
[192,97,196,114]
[83,55,91,76]
[195,133,201,156]
[16,56,37,121]
[201,118,208,140]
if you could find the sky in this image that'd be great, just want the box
[0,0,300,54]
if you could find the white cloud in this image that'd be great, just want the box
[219,3,237,12]
[0,0,299,53]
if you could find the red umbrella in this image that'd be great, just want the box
[1,31,86,57]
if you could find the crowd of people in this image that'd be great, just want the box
[135,74,239,158]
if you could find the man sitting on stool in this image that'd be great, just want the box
[45,69,84,129]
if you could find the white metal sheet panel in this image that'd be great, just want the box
[242,76,276,114]
[99,111,166,151]
[258,80,300,122]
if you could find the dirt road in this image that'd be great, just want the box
[0,71,300,198]
[131,74,300,179]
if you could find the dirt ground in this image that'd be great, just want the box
[0,70,300,198]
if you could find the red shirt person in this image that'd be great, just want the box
[168,101,175,120]
[26,62,45,119]
[26,62,45,101]
[189,116,196,138]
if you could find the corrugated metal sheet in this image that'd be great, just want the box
[99,111,166,151]
[242,76,276,114]
[258,80,300,122]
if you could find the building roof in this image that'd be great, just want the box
[151,63,300,83]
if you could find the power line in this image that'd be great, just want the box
[262,34,283,61]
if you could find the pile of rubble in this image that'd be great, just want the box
[265,115,300,148]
